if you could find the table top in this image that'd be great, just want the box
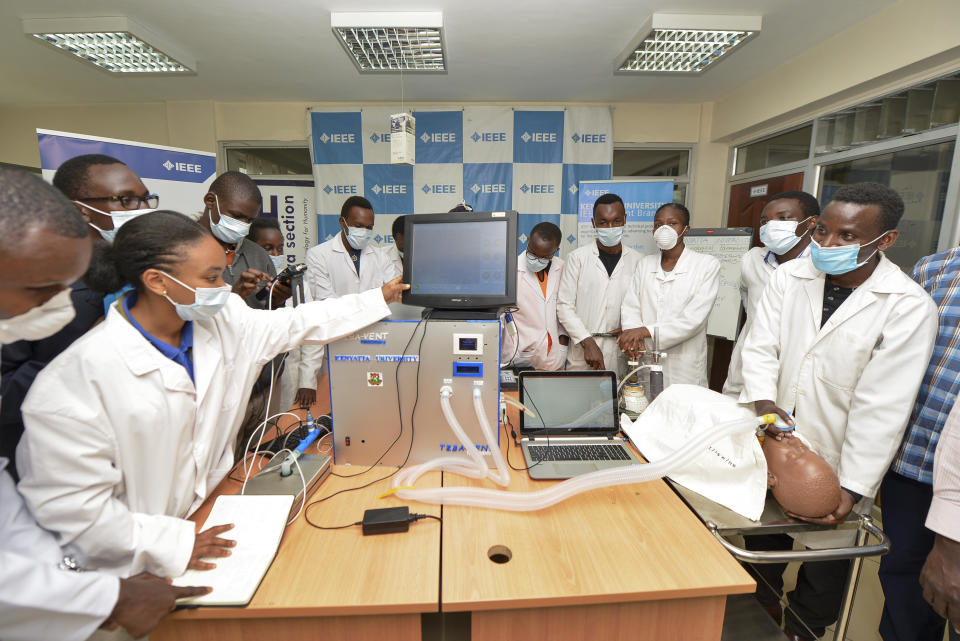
[171,396,442,620]
[438,400,756,612]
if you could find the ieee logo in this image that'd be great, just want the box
[420,131,457,143]
[369,132,390,143]
[162,159,201,173]
[519,183,555,194]
[323,184,358,195]
[520,131,558,143]
[470,183,506,194]
[570,133,607,143]
[162,160,174,170]
[370,184,407,195]
[470,131,507,143]
[318,132,356,144]
[421,184,457,194]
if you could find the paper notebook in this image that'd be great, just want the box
[173,494,294,606]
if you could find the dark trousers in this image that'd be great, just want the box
[879,470,955,641]
[745,534,852,640]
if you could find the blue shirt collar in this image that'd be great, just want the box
[122,291,195,382]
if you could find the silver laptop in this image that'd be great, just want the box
[519,370,640,480]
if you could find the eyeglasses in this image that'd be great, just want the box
[77,194,159,210]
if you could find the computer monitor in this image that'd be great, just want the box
[402,211,518,310]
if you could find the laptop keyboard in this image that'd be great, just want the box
[527,443,632,462]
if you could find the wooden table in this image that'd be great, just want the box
[439,402,755,641]
[155,382,754,641]
[154,388,442,641]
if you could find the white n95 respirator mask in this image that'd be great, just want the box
[0,288,76,343]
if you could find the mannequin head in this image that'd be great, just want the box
[763,436,842,518]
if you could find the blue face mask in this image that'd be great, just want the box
[341,220,372,250]
[809,232,886,275]
[595,226,623,247]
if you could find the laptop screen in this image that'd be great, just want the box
[519,371,618,435]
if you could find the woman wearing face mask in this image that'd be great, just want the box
[618,203,720,388]
[722,192,820,398]
[15,211,408,579]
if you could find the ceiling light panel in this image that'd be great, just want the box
[617,14,761,74]
[22,17,195,74]
[331,12,445,72]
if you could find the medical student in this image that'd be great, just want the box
[0,168,208,641]
[722,191,820,397]
[557,193,642,375]
[619,203,720,387]
[1,154,157,478]
[306,195,400,302]
[739,183,938,641]
[17,211,408,580]
[199,170,289,309]
[502,222,568,370]
[386,215,407,275]
[248,217,323,411]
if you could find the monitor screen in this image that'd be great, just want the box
[519,372,617,433]
[402,211,517,309]
[410,221,507,296]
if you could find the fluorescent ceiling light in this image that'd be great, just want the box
[22,16,195,74]
[331,12,445,72]
[617,13,761,74]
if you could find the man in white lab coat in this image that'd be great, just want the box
[306,196,400,302]
[722,191,820,396]
[619,203,720,387]
[385,214,407,276]
[502,222,567,370]
[739,182,939,641]
[0,167,207,641]
[558,193,641,376]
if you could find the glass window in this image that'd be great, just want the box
[819,140,955,271]
[735,125,812,174]
[224,147,311,175]
[613,149,689,177]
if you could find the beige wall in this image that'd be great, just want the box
[713,0,960,143]
[0,99,730,226]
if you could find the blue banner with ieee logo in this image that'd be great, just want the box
[37,129,216,218]
[576,179,674,256]
[308,106,612,255]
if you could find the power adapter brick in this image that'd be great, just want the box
[362,506,413,535]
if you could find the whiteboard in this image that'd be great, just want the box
[682,228,753,341]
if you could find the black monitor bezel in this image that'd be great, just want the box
[401,210,518,309]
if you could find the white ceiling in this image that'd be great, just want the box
[0,0,896,105]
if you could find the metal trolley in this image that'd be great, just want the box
[669,482,891,641]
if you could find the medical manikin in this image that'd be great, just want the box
[763,435,842,519]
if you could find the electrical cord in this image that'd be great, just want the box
[304,511,441,531]
[304,311,431,522]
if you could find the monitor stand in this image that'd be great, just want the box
[425,308,502,320]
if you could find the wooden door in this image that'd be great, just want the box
[708,172,804,392]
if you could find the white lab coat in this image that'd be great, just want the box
[276,289,325,412]
[740,255,937,546]
[385,244,403,278]
[723,247,778,397]
[557,243,642,376]
[306,235,400,301]
[621,247,720,388]
[0,458,118,641]
[502,255,567,371]
[17,289,390,578]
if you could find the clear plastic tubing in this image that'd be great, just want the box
[392,386,766,511]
